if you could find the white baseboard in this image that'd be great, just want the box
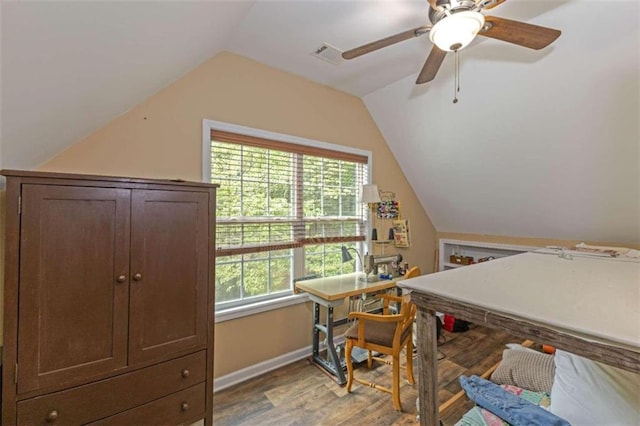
[213,336,346,392]
[213,345,312,392]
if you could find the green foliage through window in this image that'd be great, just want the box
[210,132,369,310]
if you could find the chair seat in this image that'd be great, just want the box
[345,321,411,348]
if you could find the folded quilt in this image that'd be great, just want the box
[456,383,551,426]
[459,375,570,426]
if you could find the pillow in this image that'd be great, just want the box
[506,342,541,353]
[550,350,640,426]
[490,348,555,393]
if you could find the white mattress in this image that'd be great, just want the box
[398,251,640,349]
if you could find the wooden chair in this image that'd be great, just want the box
[404,266,421,279]
[344,292,417,411]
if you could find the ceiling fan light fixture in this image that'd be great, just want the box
[429,11,485,52]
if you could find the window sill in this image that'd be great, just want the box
[215,293,310,323]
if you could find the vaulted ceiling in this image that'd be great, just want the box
[2,1,638,244]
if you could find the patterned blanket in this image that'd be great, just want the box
[455,384,551,426]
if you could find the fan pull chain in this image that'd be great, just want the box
[453,50,460,104]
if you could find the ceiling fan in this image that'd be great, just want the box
[342,0,561,85]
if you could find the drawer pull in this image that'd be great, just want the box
[46,410,58,422]
[181,402,189,412]
[181,369,190,378]
[116,275,127,283]
[133,273,143,281]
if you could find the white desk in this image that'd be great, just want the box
[398,251,640,425]
[295,272,402,385]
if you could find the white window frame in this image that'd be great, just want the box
[202,119,373,322]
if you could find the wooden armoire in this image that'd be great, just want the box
[1,170,217,425]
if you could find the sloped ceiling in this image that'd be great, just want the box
[363,1,640,244]
[1,1,638,244]
[1,1,254,169]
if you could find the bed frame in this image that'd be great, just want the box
[399,251,640,425]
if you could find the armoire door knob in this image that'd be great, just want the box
[116,275,127,283]
[46,410,58,422]
[133,273,142,281]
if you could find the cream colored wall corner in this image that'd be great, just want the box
[37,51,436,378]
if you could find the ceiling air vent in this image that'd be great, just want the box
[311,43,344,65]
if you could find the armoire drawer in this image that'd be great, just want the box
[88,383,206,426]
[16,351,206,425]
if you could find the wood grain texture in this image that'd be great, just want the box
[213,325,521,425]
[17,352,206,425]
[342,27,429,60]
[1,177,21,425]
[0,169,218,189]
[416,47,447,84]
[18,185,131,394]
[412,292,640,374]
[1,170,218,426]
[480,16,561,50]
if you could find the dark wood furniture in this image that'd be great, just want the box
[1,170,217,426]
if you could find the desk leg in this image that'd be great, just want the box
[311,302,347,385]
[325,306,346,384]
[312,302,320,359]
[416,308,439,426]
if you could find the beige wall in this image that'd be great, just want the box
[1,51,634,378]
[38,51,437,377]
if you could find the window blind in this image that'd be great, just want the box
[211,130,368,257]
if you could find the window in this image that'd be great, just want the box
[205,122,370,311]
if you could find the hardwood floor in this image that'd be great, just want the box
[213,324,524,425]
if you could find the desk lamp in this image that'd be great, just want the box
[341,245,378,282]
[341,246,363,270]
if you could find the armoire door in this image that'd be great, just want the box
[17,185,131,394]
[128,189,209,365]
